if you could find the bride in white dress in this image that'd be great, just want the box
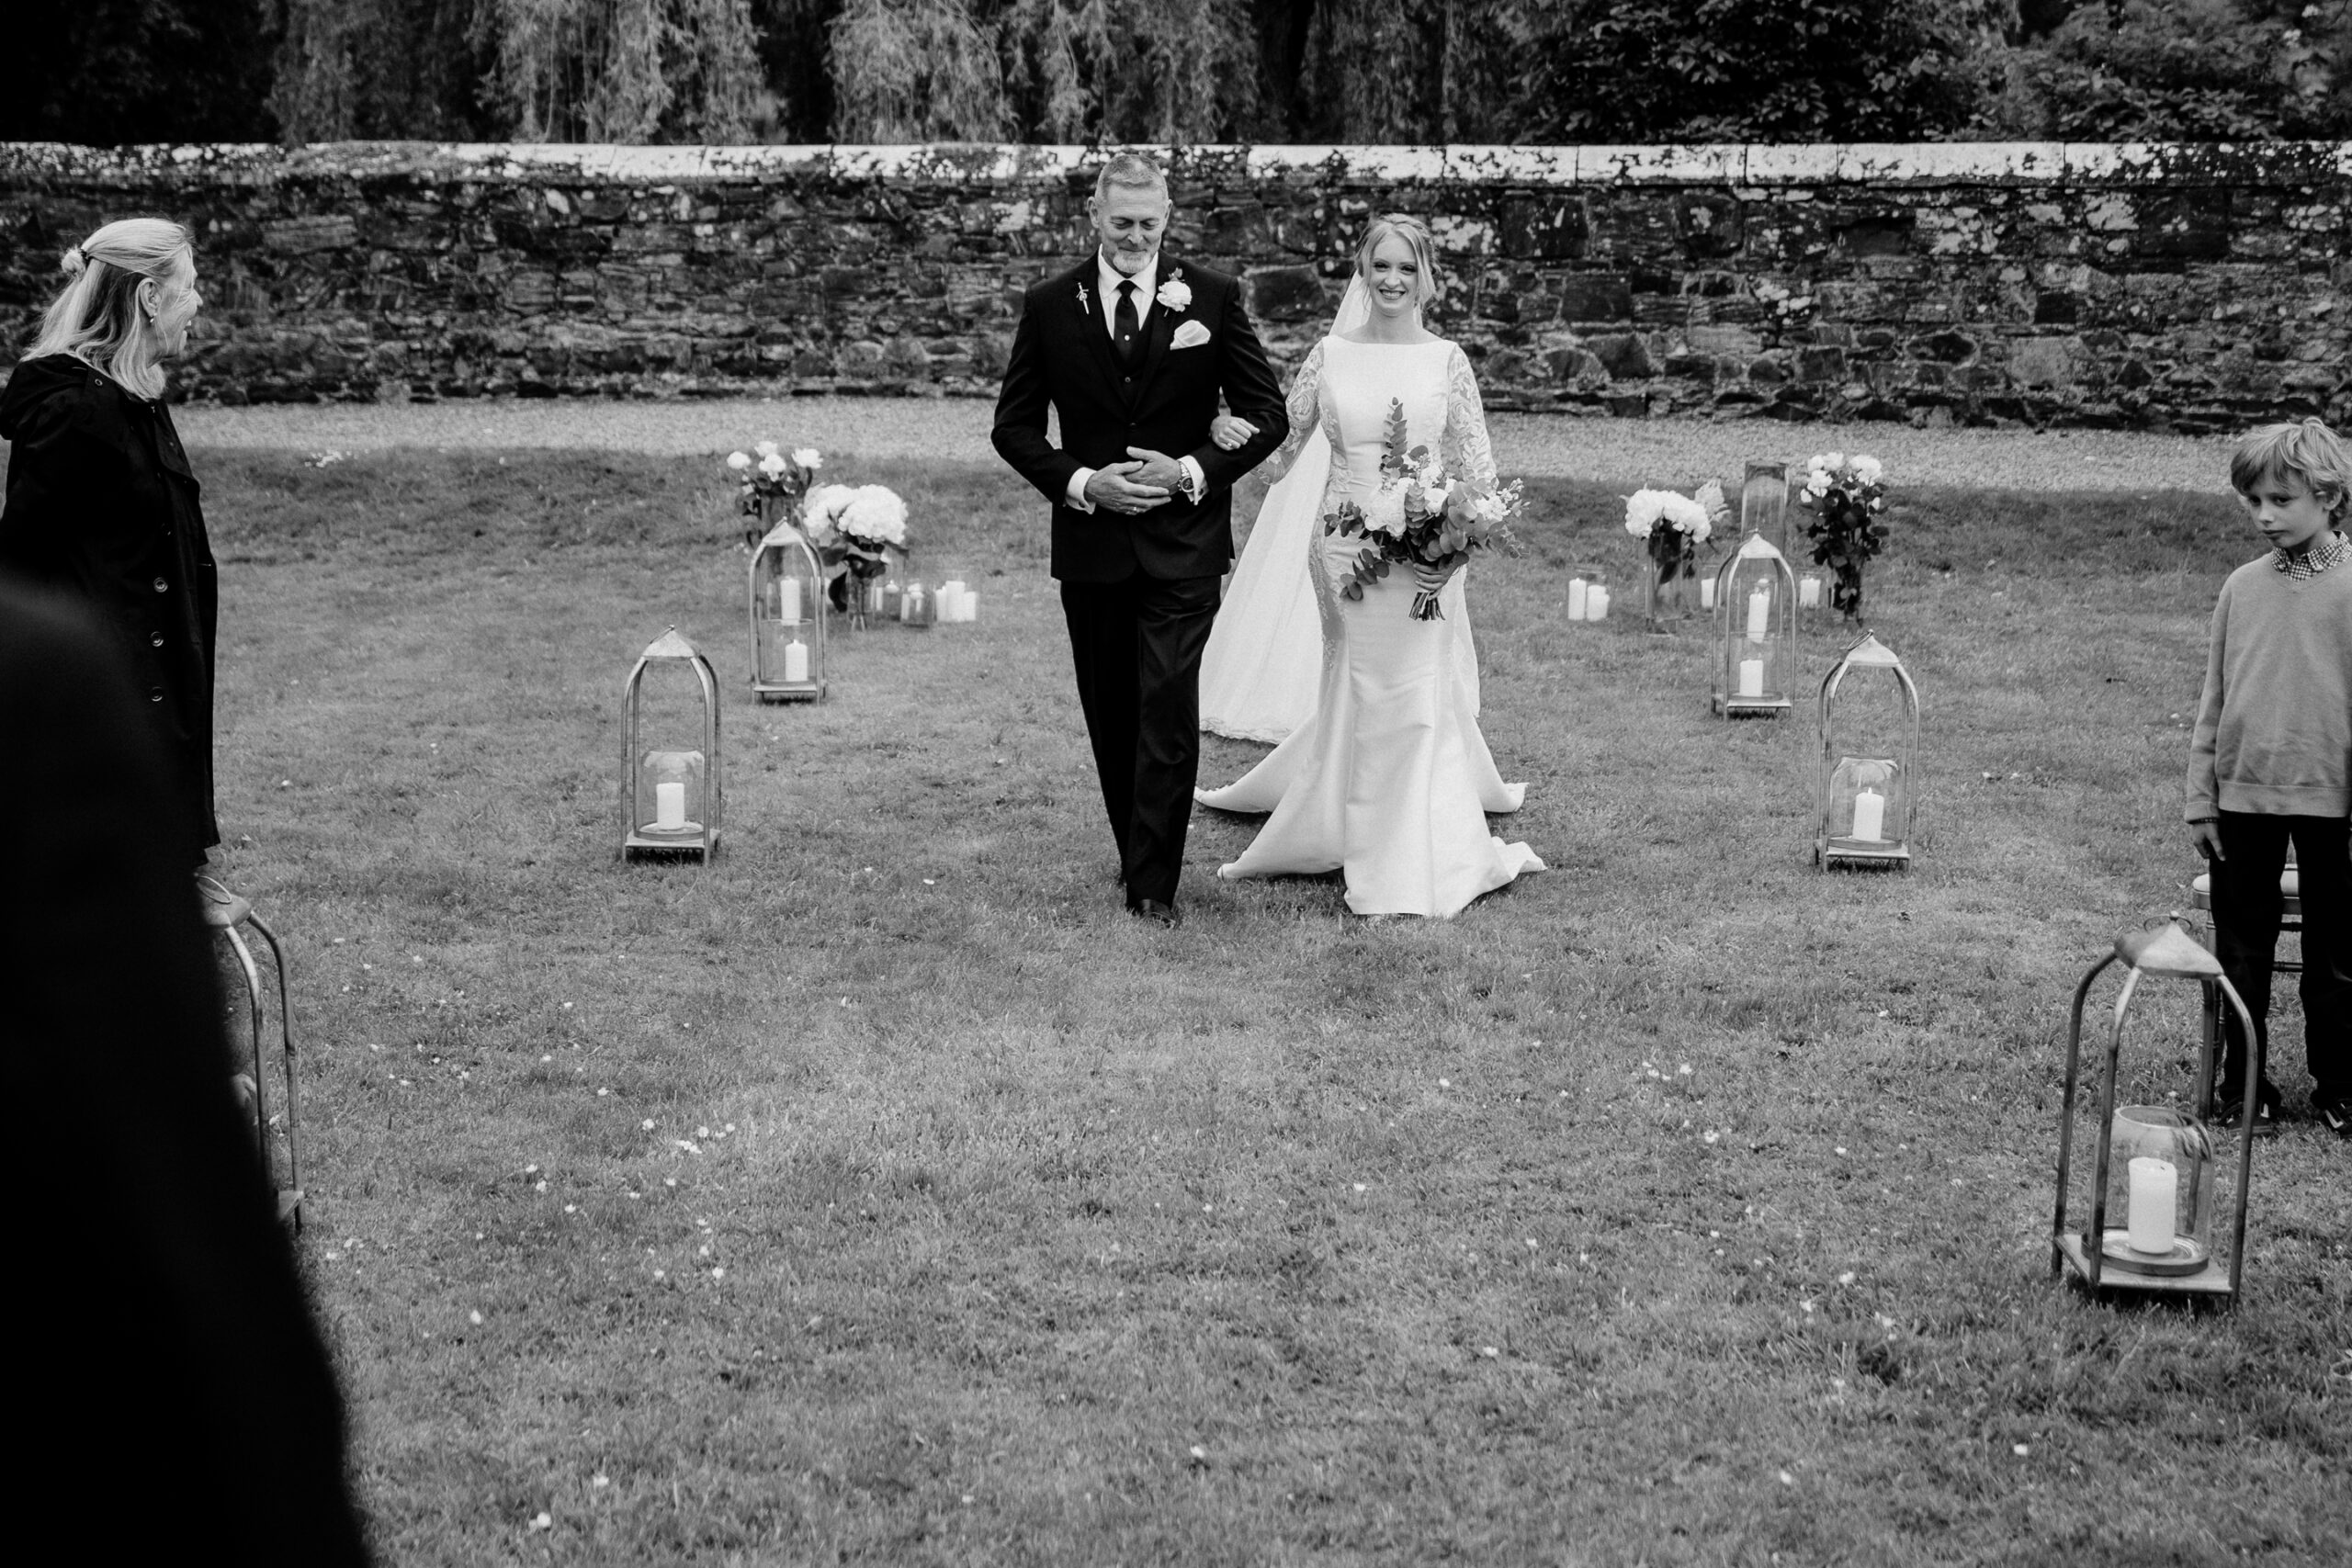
[1194,215,1544,919]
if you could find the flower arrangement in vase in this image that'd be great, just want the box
[725,442,822,545]
[804,483,910,627]
[1623,479,1726,627]
[1797,453,1890,620]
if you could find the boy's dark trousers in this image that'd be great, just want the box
[2209,810,2352,1107]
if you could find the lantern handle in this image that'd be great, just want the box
[2051,948,2120,1279]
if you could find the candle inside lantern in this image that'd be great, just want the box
[1700,577,1716,611]
[940,580,969,622]
[1850,787,1886,842]
[1747,584,1770,640]
[783,637,809,683]
[1588,585,1610,621]
[778,576,803,624]
[655,780,686,831]
[1799,575,1822,609]
[1737,658,1764,698]
[1567,577,1589,620]
[2127,1156,2177,1255]
[963,589,979,622]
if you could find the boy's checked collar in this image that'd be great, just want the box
[2275,529,2349,580]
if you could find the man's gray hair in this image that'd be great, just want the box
[1093,152,1169,202]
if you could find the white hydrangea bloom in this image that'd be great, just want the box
[1852,455,1883,485]
[840,484,909,546]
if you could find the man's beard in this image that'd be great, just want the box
[1103,245,1156,276]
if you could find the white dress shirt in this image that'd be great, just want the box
[1066,249,1206,513]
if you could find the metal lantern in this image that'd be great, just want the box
[749,516,827,702]
[201,878,303,1229]
[1568,560,1613,624]
[1815,631,1920,871]
[1740,461,1791,558]
[2052,920,2263,1303]
[1710,531,1797,716]
[621,626,721,863]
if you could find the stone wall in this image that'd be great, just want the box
[4,141,2350,431]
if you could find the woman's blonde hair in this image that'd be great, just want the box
[26,218,195,399]
[1354,213,1442,307]
[2231,418,2352,524]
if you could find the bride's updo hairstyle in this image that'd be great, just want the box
[26,217,195,399]
[1354,213,1442,308]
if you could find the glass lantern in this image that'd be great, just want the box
[1740,461,1791,558]
[1710,531,1796,716]
[621,626,721,863]
[1797,568,1829,618]
[1815,631,1920,871]
[2052,919,2262,1303]
[898,579,937,629]
[833,543,907,632]
[1642,539,1698,630]
[749,516,826,702]
[1567,561,1613,624]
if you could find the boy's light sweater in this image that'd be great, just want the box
[2186,552,2352,819]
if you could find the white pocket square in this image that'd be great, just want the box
[1170,321,1213,350]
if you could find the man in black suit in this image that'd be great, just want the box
[992,152,1290,924]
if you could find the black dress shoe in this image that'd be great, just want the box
[1128,897,1180,927]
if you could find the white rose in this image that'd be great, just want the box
[1366,485,1409,538]
[726,451,752,471]
[754,439,780,458]
[1822,451,1844,470]
[758,452,787,479]
[1156,276,1193,312]
[1852,455,1883,485]
[1419,480,1453,518]
[792,448,821,470]
[1472,491,1510,525]
[840,484,909,547]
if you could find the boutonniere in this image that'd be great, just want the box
[1076,281,1091,315]
[1156,270,1192,313]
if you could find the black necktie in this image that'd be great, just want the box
[1114,279,1139,365]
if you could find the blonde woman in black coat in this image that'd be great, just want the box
[0,218,219,867]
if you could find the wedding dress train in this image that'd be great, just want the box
[1195,335,1543,918]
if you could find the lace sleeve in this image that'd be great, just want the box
[1261,338,1327,483]
[1442,344,1498,491]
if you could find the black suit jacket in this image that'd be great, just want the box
[993,254,1289,582]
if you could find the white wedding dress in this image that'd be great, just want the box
[1194,334,1544,918]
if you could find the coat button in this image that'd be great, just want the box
[153,577,168,592]
[151,633,165,648]
[149,688,164,703]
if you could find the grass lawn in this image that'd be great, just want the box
[173,446,2348,1564]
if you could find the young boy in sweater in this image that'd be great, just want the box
[2188,418,2352,1136]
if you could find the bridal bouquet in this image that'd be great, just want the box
[726,441,822,542]
[1623,480,1726,583]
[1323,400,1522,621]
[1796,452,1890,619]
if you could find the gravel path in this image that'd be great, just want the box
[176,395,2241,494]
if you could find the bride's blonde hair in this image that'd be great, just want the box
[25,218,194,399]
[1354,214,1442,308]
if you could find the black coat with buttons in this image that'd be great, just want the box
[0,354,219,859]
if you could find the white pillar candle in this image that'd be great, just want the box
[962,589,979,622]
[2127,1156,2177,1255]
[1737,658,1764,698]
[1747,584,1770,640]
[941,580,968,621]
[1567,577,1588,620]
[783,637,809,682]
[1850,787,1885,842]
[779,576,804,624]
[1700,577,1715,611]
[655,780,686,830]
[1799,576,1822,608]
[1588,585,1610,621]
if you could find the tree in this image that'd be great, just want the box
[1973,0,2352,140]
[1520,0,1991,142]
[476,0,766,141]
[272,0,494,141]
[0,0,277,144]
